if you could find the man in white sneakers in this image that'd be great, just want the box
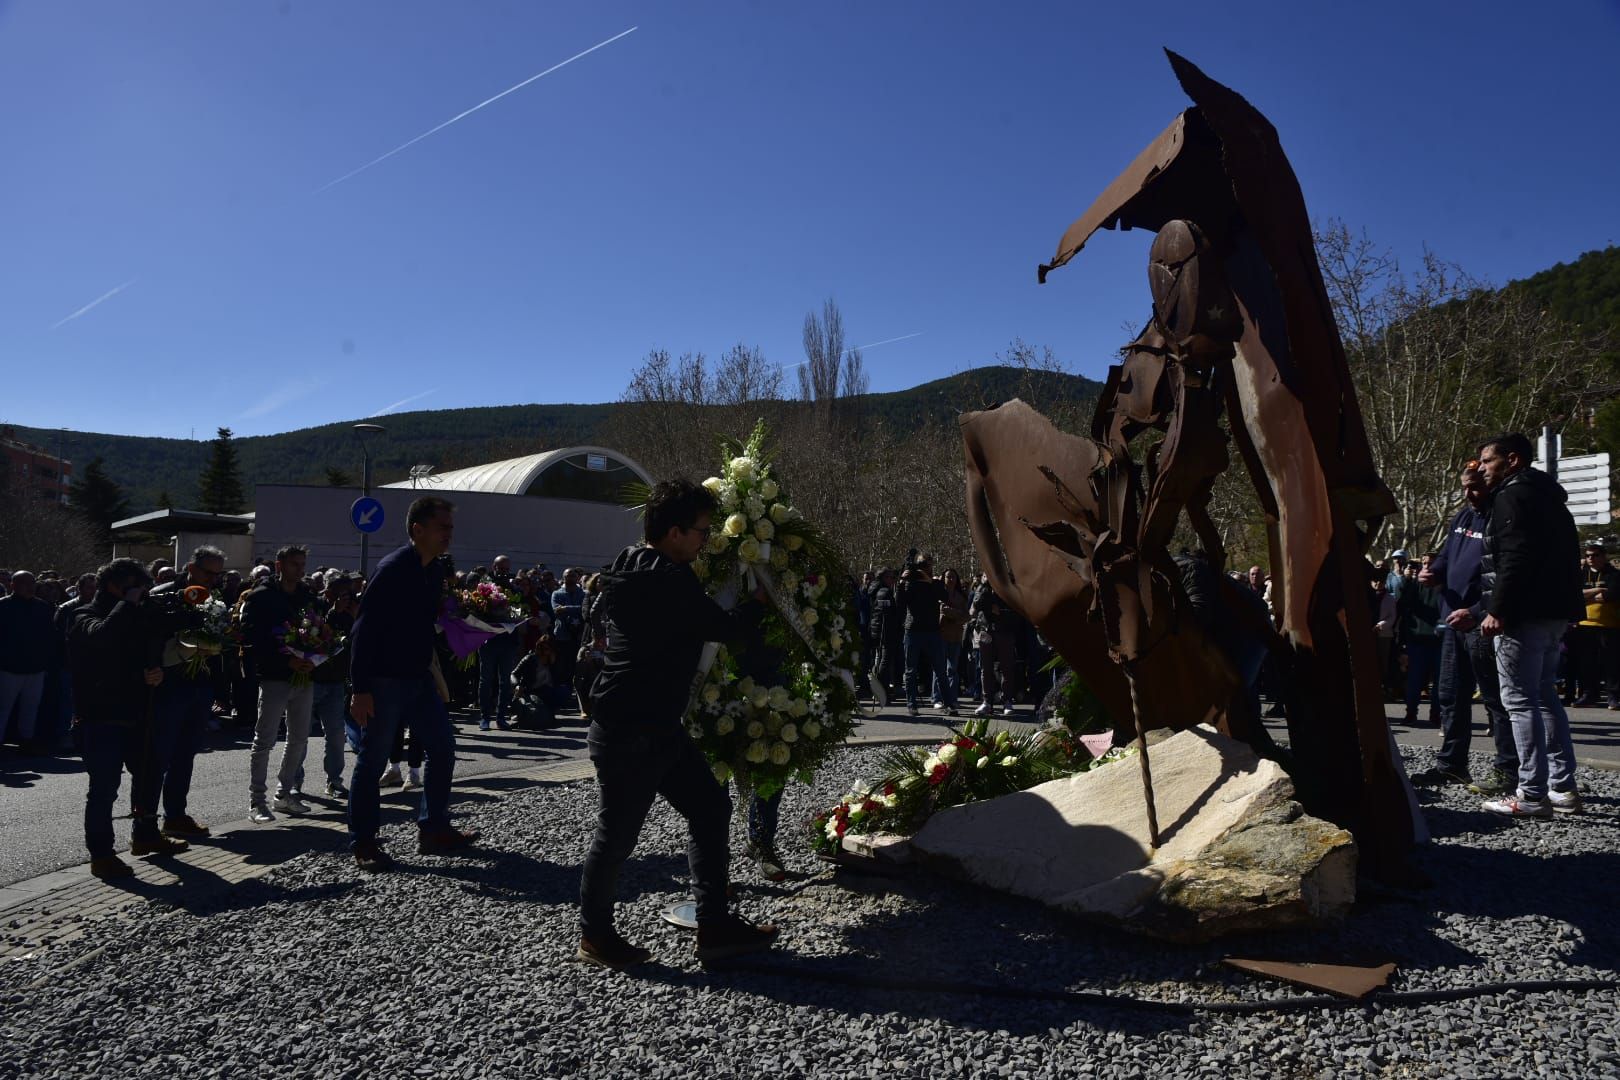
[241,545,320,822]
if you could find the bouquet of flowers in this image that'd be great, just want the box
[460,581,514,623]
[682,421,863,800]
[176,590,241,678]
[807,716,1132,856]
[278,611,336,688]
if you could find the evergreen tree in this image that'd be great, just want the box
[324,465,355,487]
[156,490,174,509]
[197,426,246,514]
[68,457,131,541]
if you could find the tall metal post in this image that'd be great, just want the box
[360,446,372,578]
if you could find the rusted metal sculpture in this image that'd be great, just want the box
[962,51,1415,874]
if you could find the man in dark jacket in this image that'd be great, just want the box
[1461,433,1584,818]
[579,479,778,970]
[896,554,957,717]
[1415,466,1517,791]
[68,559,189,878]
[148,545,227,838]
[0,571,56,751]
[347,497,475,871]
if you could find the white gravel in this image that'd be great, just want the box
[2,743,1617,1079]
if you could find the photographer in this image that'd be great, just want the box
[68,559,189,879]
[148,545,226,840]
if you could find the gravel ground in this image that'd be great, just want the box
[2,743,1617,1079]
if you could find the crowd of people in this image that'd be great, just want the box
[0,429,1605,965]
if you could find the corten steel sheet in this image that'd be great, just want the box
[971,50,1413,875]
[1222,958,1398,1000]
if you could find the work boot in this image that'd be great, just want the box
[354,843,396,873]
[162,816,211,839]
[576,931,653,969]
[90,855,135,879]
[696,914,780,966]
[130,835,190,857]
[417,826,480,855]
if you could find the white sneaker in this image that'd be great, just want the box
[249,804,275,823]
[1482,793,1552,819]
[272,794,310,815]
[974,703,991,717]
[1548,789,1583,815]
[404,768,422,790]
[1001,706,1016,717]
[380,764,403,786]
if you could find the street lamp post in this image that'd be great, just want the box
[354,423,386,576]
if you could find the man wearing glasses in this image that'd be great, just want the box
[577,479,779,969]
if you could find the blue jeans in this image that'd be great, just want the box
[1494,618,1578,801]
[306,681,352,788]
[747,789,782,847]
[1435,626,1518,777]
[152,678,214,821]
[1404,636,1441,719]
[904,629,957,710]
[83,719,160,857]
[347,675,457,847]
[478,635,520,722]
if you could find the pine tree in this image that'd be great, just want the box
[156,490,174,509]
[324,466,355,487]
[197,427,246,514]
[68,457,131,541]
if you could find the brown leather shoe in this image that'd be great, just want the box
[90,855,135,879]
[354,843,396,873]
[130,835,190,857]
[161,816,211,839]
[417,826,480,855]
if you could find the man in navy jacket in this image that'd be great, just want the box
[347,496,477,871]
[1413,465,1518,792]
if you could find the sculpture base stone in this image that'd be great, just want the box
[909,725,1356,943]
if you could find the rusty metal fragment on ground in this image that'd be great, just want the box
[1222,958,1397,1000]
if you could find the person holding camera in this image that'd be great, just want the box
[68,559,190,879]
[896,553,958,717]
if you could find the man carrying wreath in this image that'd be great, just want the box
[578,478,780,969]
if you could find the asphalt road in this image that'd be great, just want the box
[3,699,1615,890]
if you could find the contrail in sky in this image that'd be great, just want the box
[50,279,136,329]
[316,26,639,194]
[371,388,439,416]
[789,331,924,370]
[845,331,923,357]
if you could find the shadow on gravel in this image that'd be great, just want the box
[108,874,363,917]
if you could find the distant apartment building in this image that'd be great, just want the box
[1,427,72,503]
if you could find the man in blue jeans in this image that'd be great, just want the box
[347,496,477,871]
[1463,433,1585,819]
[897,554,957,717]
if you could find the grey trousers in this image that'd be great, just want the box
[1494,618,1578,801]
[250,679,313,804]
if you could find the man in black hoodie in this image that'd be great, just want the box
[578,479,778,969]
[1464,433,1584,818]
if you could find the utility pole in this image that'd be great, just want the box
[354,423,386,576]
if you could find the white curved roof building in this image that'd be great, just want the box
[382,445,652,503]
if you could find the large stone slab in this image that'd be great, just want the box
[909,725,1355,942]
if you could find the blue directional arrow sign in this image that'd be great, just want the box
[350,497,385,534]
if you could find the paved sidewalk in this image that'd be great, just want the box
[0,735,934,970]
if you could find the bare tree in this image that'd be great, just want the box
[0,490,104,573]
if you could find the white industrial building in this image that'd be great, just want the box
[250,445,652,572]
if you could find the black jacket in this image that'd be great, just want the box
[1480,467,1583,624]
[589,545,758,736]
[241,580,321,683]
[350,544,445,694]
[68,593,158,726]
[0,594,56,674]
[896,575,944,633]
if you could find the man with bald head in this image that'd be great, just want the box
[1,571,56,751]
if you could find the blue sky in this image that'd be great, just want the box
[3,0,1617,439]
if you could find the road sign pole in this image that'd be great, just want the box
[360,449,372,578]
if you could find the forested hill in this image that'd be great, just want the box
[6,365,1101,513]
[1514,246,1620,344]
